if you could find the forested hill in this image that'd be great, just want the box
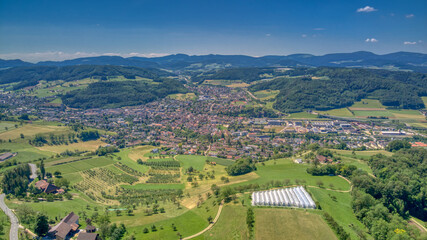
[249,67,427,112]
[62,78,187,109]
[192,68,276,84]
[1,51,427,72]
[0,65,172,90]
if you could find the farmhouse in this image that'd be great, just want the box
[48,212,79,240]
[35,180,64,194]
[77,233,100,240]
[316,155,332,164]
[0,152,16,161]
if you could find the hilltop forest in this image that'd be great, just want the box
[249,67,427,113]
[62,78,187,109]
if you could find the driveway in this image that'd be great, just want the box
[0,193,19,240]
[28,163,38,180]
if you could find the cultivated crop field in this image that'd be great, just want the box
[253,90,279,100]
[37,139,105,153]
[254,208,337,240]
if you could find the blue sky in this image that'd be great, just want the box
[0,0,426,62]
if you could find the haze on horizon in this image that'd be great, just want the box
[0,0,426,62]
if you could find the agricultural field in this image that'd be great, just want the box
[423,97,427,109]
[231,158,350,191]
[350,99,385,109]
[0,121,18,133]
[285,112,318,119]
[169,93,197,101]
[197,205,249,240]
[253,90,279,101]
[203,80,250,88]
[309,188,368,240]
[317,108,354,117]
[254,208,337,240]
[37,139,105,153]
[0,122,68,141]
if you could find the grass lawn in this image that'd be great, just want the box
[254,208,337,240]
[0,208,10,239]
[333,149,392,160]
[196,205,249,240]
[113,146,151,173]
[176,155,207,171]
[122,183,185,190]
[309,188,369,240]
[206,157,234,166]
[318,108,354,117]
[231,158,350,191]
[127,196,219,239]
[0,123,70,141]
[351,99,385,108]
[338,156,372,174]
[286,112,318,119]
[0,141,54,164]
[352,110,393,117]
[0,121,19,133]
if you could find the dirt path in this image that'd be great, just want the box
[409,218,427,233]
[246,90,258,100]
[182,200,224,240]
[28,163,38,180]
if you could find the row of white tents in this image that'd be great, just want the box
[251,186,316,209]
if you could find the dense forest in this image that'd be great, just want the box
[1,164,31,196]
[0,65,171,90]
[192,67,276,84]
[249,67,426,112]
[349,148,427,239]
[62,79,187,108]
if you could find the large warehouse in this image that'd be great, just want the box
[251,186,316,209]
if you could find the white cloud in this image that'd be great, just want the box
[357,6,377,13]
[365,38,378,43]
[313,28,325,31]
[0,51,170,63]
[265,33,271,37]
[301,34,307,38]
[404,41,417,45]
[405,14,414,18]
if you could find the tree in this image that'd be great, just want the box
[207,216,213,223]
[385,140,411,152]
[316,180,324,188]
[34,214,49,237]
[143,227,149,234]
[246,208,255,235]
[53,171,62,178]
[40,160,45,179]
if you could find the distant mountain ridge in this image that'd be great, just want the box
[1,51,427,72]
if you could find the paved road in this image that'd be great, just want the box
[182,200,224,240]
[28,163,38,180]
[0,194,19,240]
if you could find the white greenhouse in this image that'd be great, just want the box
[251,186,316,209]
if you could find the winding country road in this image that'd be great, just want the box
[0,194,19,240]
[182,200,224,240]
